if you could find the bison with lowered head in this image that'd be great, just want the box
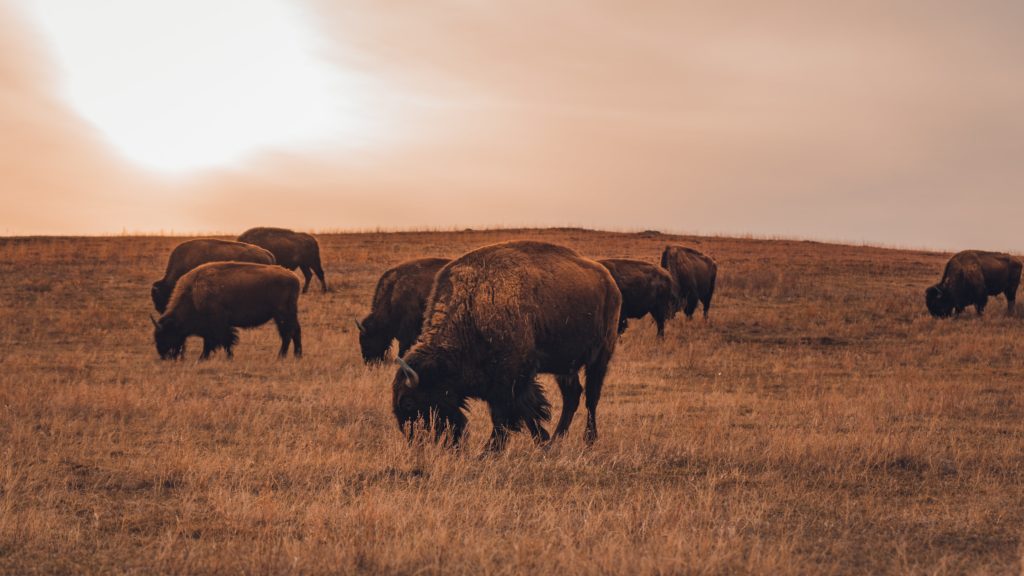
[152,262,302,360]
[392,241,621,452]
[660,245,717,320]
[925,250,1021,317]
[237,227,327,293]
[151,238,275,313]
[357,257,451,363]
[599,258,678,337]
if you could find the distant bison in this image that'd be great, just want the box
[599,258,678,337]
[661,245,717,320]
[392,241,621,451]
[151,239,275,313]
[925,250,1021,317]
[237,227,327,293]
[357,257,451,363]
[151,262,302,360]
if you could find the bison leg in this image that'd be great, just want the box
[200,337,216,360]
[219,328,238,359]
[583,353,612,445]
[511,379,552,446]
[524,419,551,444]
[299,266,313,294]
[313,263,327,292]
[702,280,716,321]
[684,294,699,320]
[653,310,667,338]
[484,412,512,453]
[275,316,301,358]
[617,316,629,335]
[553,373,583,437]
[291,322,302,358]
[975,294,988,316]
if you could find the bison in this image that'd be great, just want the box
[660,245,717,320]
[391,241,621,452]
[151,239,275,313]
[599,258,678,337]
[925,250,1022,317]
[237,227,327,293]
[357,257,451,363]
[151,262,302,360]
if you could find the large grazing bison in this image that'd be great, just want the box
[151,262,302,360]
[391,241,621,452]
[151,239,275,313]
[599,258,678,337]
[660,245,717,320]
[357,257,451,363]
[925,250,1022,317]
[237,227,327,293]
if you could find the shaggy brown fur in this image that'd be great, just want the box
[925,250,1022,317]
[391,241,622,452]
[151,239,275,313]
[358,257,451,363]
[599,258,679,337]
[660,245,718,320]
[237,227,327,293]
[152,262,301,360]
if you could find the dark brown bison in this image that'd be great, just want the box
[151,262,302,360]
[925,250,1022,317]
[357,257,451,363]
[151,239,275,313]
[237,227,327,293]
[599,258,678,337]
[391,241,621,452]
[660,245,717,320]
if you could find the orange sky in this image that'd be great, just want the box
[2,1,1023,251]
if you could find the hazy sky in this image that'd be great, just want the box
[2,1,1022,250]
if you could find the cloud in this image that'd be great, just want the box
[2,0,1023,249]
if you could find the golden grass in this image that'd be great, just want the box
[0,229,1022,574]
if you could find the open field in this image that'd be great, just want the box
[1,228,1022,574]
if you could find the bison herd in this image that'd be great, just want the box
[148,231,1022,451]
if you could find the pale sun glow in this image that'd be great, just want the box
[21,0,364,173]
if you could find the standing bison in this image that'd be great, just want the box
[660,245,717,320]
[357,257,451,363]
[151,239,275,313]
[237,227,327,293]
[151,262,302,360]
[925,250,1021,317]
[599,258,678,337]
[391,241,621,451]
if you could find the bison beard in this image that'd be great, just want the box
[389,241,620,453]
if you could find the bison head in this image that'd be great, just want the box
[152,316,186,359]
[391,355,467,445]
[925,284,954,318]
[151,280,172,313]
[355,317,391,364]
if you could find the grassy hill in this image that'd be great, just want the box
[0,229,1021,574]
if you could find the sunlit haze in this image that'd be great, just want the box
[1,1,1022,251]
[20,0,356,172]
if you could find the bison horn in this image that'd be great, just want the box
[149,315,159,328]
[396,357,419,389]
[354,319,365,333]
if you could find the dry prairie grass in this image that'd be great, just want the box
[0,229,1022,575]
